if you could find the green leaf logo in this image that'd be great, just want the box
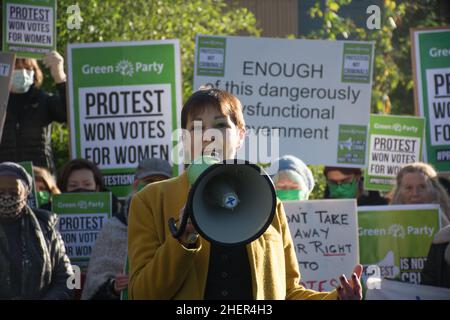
[115,60,134,77]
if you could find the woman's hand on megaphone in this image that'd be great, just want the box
[178,204,199,248]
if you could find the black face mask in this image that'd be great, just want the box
[67,188,96,193]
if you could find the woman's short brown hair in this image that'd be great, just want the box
[181,88,245,130]
[15,58,43,88]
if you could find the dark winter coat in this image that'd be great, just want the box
[0,207,74,299]
[421,225,450,288]
[0,83,67,173]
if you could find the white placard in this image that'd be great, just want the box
[283,199,359,292]
[194,35,374,167]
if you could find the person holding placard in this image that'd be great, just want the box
[128,88,363,300]
[323,166,388,206]
[389,162,450,288]
[390,162,450,225]
[0,52,67,173]
[57,158,121,216]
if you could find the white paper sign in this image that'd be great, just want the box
[426,67,450,146]
[283,199,359,292]
[194,35,374,167]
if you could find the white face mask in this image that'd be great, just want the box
[10,69,35,93]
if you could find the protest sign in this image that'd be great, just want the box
[18,161,38,208]
[366,278,450,300]
[67,40,182,197]
[52,192,112,269]
[2,0,56,58]
[283,199,359,292]
[411,27,450,172]
[194,35,374,167]
[364,114,425,191]
[358,204,440,285]
[0,52,15,139]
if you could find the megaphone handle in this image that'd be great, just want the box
[168,209,189,239]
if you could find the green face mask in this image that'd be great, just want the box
[37,191,50,207]
[328,180,359,199]
[137,182,147,192]
[276,189,308,201]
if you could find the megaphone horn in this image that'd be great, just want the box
[168,159,277,246]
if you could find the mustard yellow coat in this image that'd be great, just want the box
[128,172,338,300]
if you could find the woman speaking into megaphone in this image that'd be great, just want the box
[127,88,363,300]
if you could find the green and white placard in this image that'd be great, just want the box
[364,114,425,191]
[411,27,450,173]
[67,40,182,197]
[52,192,112,269]
[2,0,56,58]
[358,204,440,285]
[194,35,374,167]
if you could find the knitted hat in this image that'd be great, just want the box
[0,162,32,194]
[269,155,315,193]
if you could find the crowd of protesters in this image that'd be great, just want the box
[1,54,449,300]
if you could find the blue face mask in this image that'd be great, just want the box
[11,69,34,93]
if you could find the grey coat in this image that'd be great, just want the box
[81,216,128,300]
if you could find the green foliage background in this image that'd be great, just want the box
[303,0,448,198]
[48,0,260,171]
[305,0,448,116]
